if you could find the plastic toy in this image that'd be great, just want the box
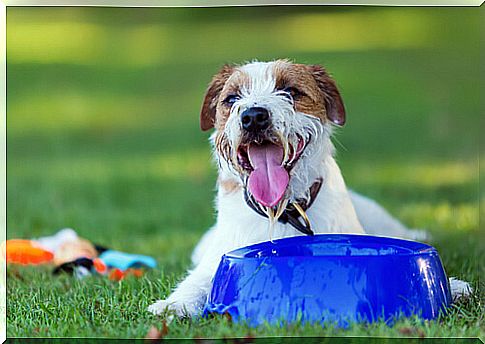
[4,228,157,281]
[34,228,79,252]
[93,258,107,274]
[108,267,145,281]
[53,238,98,266]
[108,268,125,281]
[99,250,157,270]
[2,239,54,265]
[204,234,452,326]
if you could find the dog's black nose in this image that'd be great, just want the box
[241,107,270,132]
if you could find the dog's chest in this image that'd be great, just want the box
[215,185,364,250]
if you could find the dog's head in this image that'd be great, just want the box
[200,60,345,211]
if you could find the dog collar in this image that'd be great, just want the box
[244,178,323,236]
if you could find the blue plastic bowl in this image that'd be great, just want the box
[204,234,451,326]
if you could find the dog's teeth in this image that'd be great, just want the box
[287,147,296,165]
[282,143,289,166]
[247,151,254,168]
[275,198,289,220]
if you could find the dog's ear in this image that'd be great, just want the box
[308,65,346,126]
[200,64,234,131]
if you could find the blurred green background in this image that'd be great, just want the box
[6,6,483,338]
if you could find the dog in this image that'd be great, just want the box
[148,60,471,317]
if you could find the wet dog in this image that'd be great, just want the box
[148,60,471,317]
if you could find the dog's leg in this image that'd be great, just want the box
[349,190,428,241]
[449,277,473,302]
[148,247,222,318]
[191,226,217,267]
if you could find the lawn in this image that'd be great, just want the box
[6,6,483,339]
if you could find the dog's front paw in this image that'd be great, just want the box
[449,277,473,302]
[148,299,199,318]
[148,300,182,317]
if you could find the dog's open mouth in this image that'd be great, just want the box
[237,137,307,208]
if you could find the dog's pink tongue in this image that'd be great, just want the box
[248,143,289,208]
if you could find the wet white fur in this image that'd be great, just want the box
[148,61,471,318]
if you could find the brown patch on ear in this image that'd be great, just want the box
[308,65,346,126]
[200,64,234,131]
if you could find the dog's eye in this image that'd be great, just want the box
[282,87,303,100]
[223,94,240,106]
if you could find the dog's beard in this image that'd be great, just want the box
[214,97,328,238]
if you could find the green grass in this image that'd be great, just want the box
[6,6,483,339]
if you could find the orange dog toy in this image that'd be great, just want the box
[2,239,54,265]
